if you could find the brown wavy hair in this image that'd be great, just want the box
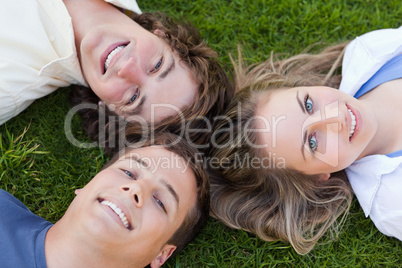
[70,11,234,156]
[208,42,353,254]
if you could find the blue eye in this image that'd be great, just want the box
[124,170,136,179]
[128,93,138,104]
[154,196,166,213]
[304,95,313,114]
[152,58,163,72]
[309,134,317,154]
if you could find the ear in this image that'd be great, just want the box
[318,173,330,181]
[150,244,176,268]
[74,189,82,195]
[153,29,166,37]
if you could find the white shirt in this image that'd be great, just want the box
[0,0,141,125]
[339,26,402,240]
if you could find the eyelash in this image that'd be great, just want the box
[128,92,139,104]
[123,170,167,213]
[154,196,167,213]
[308,132,318,154]
[304,94,318,154]
[304,94,314,114]
[151,57,163,73]
[124,170,136,179]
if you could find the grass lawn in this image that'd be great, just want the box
[1,0,402,267]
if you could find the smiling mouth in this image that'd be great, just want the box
[348,108,356,139]
[99,198,132,230]
[104,44,128,73]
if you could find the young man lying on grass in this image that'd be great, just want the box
[0,133,209,268]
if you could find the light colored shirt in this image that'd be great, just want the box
[0,0,141,125]
[339,26,402,240]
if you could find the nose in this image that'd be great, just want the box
[305,104,344,133]
[121,180,149,208]
[117,57,144,84]
[325,117,343,133]
[322,103,344,133]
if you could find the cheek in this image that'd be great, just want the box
[141,209,172,238]
[138,39,160,58]
[96,84,128,105]
[79,39,101,76]
[313,131,339,168]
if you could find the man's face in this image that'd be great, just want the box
[79,15,198,122]
[65,146,197,267]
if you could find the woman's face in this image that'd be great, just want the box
[79,21,198,123]
[255,86,377,176]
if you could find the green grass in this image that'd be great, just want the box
[1,0,402,267]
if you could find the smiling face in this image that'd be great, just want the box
[79,19,198,122]
[65,146,197,267]
[255,86,377,176]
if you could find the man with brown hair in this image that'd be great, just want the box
[1,0,234,153]
[0,134,210,267]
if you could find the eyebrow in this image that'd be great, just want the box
[161,178,180,211]
[158,57,175,81]
[129,155,180,211]
[130,155,149,168]
[296,90,305,114]
[296,91,307,161]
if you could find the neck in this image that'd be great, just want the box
[44,221,136,268]
[358,79,402,157]
[45,222,98,268]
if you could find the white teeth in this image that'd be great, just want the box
[101,200,130,229]
[348,109,356,138]
[104,45,126,72]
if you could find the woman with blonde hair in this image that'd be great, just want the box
[209,26,402,254]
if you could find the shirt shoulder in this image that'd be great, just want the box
[106,0,142,14]
[0,189,29,211]
[339,27,402,96]
[347,155,402,238]
[0,189,52,268]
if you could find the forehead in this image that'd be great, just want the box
[255,89,304,161]
[256,89,300,134]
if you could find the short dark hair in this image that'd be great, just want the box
[103,132,210,255]
[70,11,234,156]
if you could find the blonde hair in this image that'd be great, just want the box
[209,42,353,254]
